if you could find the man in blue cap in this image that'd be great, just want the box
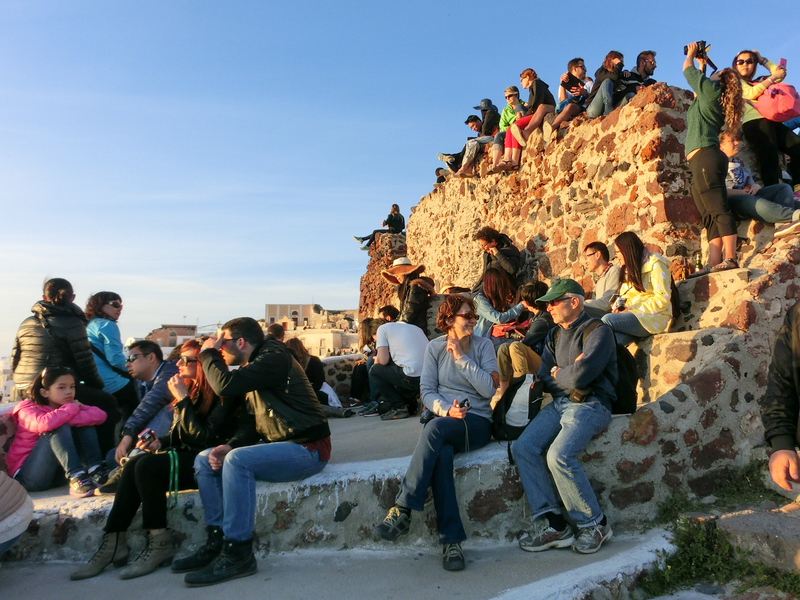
[512,278,618,555]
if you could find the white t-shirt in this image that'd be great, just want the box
[375,322,429,377]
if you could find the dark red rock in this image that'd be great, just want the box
[720,301,757,331]
[683,429,699,446]
[616,455,656,483]
[699,407,718,429]
[690,429,737,469]
[466,469,525,523]
[687,369,724,406]
[373,477,402,510]
[665,339,698,363]
[661,440,678,456]
[609,481,655,509]
[662,459,686,488]
[620,408,658,445]
[688,466,734,496]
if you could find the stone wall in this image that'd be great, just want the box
[358,233,407,322]
[322,354,361,401]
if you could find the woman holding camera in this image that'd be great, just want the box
[71,339,242,581]
[733,50,800,192]
[601,232,676,346]
[683,42,744,270]
[371,295,498,572]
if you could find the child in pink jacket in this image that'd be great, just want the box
[7,366,109,497]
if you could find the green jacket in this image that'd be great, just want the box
[200,336,330,448]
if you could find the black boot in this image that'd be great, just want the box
[172,526,224,573]
[183,538,257,587]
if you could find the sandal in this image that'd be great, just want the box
[710,258,739,272]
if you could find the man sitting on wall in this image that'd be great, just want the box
[437,100,500,178]
[582,241,622,318]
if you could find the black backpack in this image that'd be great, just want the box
[492,374,544,463]
[555,321,638,415]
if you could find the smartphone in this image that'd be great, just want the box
[779,58,787,69]
[560,73,583,91]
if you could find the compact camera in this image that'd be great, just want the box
[456,398,471,409]
[614,296,627,311]
[138,428,156,443]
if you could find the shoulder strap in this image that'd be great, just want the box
[581,320,603,345]
[90,344,132,379]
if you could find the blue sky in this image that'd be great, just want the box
[2,1,799,349]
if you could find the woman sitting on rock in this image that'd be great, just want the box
[473,268,524,350]
[601,232,678,346]
[353,204,405,251]
[71,339,242,581]
[371,295,498,572]
[585,51,625,118]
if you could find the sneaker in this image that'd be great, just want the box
[572,522,613,554]
[88,464,111,487]
[359,402,380,417]
[353,236,363,243]
[69,472,97,498]
[519,519,575,552]
[95,466,124,495]
[373,506,411,542]
[442,543,465,571]
[360,245,370,251]
[774,220,800,239]
[380,407,410,421]
[437,153,455,164]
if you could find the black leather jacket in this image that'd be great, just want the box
[12,301,104,389]
[164,393,244,453]
[764,301,800,451]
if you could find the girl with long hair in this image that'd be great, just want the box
[473,268,524,349]
[683,42,744,270]
[71,339,242,581]
[601,232,677,346]
[85,291,139,421]
[7,367,107,497]
[733,50,800,191]
[585,51,624,118]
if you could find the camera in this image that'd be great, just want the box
[456,398,471,409]
[614,296,627,311]
[684,41,709,59]
[138,428,156,443]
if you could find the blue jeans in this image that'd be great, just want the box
[601,311,651,346]
[0,535,22,554]
[586,78,614,118]
[15,424,103,491]
[396,413,492,544]
[512,396,611,528]
[728,183,796,223]
[194,442,328,542]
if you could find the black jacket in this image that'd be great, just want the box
[586,63,624,106]
[764,301,800,451]
[12,301,105,389]
[200,335,330,448]
[524,80,556,116]
[398,277,435,335]
[521,310,556,356]
[481,107,501,136]
[163,393,244,453]
[385,213,405,233]
[472,234,522,293]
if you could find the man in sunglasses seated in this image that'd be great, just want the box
[512,279,618,556]
[98,340,179,492]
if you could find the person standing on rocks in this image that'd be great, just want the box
[513,279,618,555]
[472,226,521,293]
[763,300,800,491]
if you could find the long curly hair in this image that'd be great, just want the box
[717,68,744,138]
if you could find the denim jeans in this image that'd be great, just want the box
[369,361,420,411]
[396,413,491,544]
[194,442,327,542]
[586,78,614,118]
[601,311,651,346]
[0,535,22,555]
[15,424,103,491]
[512,396,611,528]
[728,184,796,223]
[463,136,495,166]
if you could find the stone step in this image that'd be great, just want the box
[673,267,751,332]
[717,503,800,573]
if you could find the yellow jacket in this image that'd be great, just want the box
[619,252,673,334]
[741,59,782,124]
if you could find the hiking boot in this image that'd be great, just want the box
[373,506,411,542]
[572,522,613,554]
[69,472,96,498]
[184,538,257,587]
[442,543,465,571]
[437,153,455,164]
[70,531,129,580]
[119,529,175,579]
[88,463,111,487]
[380,407,409,421]
[95,466,123,495]
[172,526,224,573]
[519,519,575,552]
[359,402,380,417]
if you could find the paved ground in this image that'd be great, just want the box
[0,531,670,600]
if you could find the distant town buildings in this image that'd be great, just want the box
[265,304,359,357]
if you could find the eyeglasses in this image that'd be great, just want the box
[455,312,478,320]
[219,337,241,346]
[643,59,656,66]
[107,301,123,309]
[178,355,198,365]
[547,297,572,307]
[125,353,150,363]
[735,58,755,66]
[584,250,599,259]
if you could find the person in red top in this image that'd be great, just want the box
[8,366,107,498]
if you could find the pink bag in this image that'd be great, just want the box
[754,83,800,122]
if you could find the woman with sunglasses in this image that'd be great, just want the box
[86,292,139,422]
[733,50,800,193]
[12,278,120,454]
[372,295,498,572]
[71,338,243,581]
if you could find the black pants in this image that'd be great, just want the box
[369,361,420,412]
[76,384,121,456]
[105,451,198,532]
[689,146,737,240]
[742,118,800,186]
[361,229,389,247]
[350,363,370,402]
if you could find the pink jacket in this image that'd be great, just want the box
[6,400,107,476]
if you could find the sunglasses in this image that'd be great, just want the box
[455,312,478,320]
[735,58,755,66]
[107,301,123,309]
[126,352,150,363]
[547,297,572,307]
[504,94,517,99]
[178,355,199,365]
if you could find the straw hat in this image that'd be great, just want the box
[381,257,425,285]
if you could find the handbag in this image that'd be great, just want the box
[754,83,800,122]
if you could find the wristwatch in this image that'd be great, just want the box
[550,366,558,377]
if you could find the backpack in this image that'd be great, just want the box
[754,83,800,122]
[491,373,544,463]
[554,321,638,415]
